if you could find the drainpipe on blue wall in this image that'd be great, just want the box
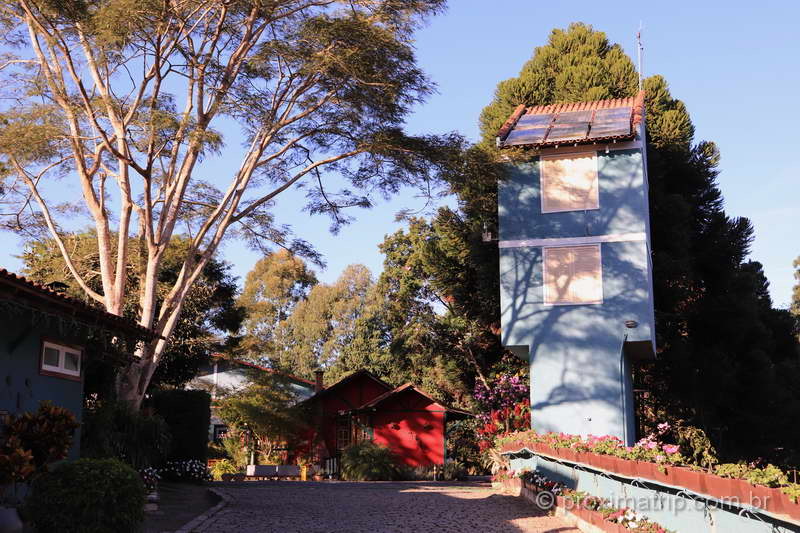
[620,334,629,445]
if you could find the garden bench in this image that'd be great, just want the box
[245,464,301,480]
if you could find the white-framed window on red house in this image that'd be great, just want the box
[40,340,82,379]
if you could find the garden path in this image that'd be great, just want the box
[190,480,580,532]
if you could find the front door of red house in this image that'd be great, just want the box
[336,416,351,451]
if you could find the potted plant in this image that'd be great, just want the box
[714,463,752,502]
[672,466,705,493]
[778,485,800,520]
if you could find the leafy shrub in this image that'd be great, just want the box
[441,460,467,481]
[209,435,249,468]
[25,458,144,533]
[675,425,718,470]
[744,464,788,487]
[782,484,800,503]
[151,390,211,462]
[211,459,240,480]
[4,401,79,471]
[160,459,212,483]
[395,465,430,481]
[340,441,397,481]
[395,461,466,481]
[715,463,750,479]
[82,401,171,470]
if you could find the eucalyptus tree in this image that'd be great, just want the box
[0,0,456,407]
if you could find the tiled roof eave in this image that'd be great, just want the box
[505,132,638,150]
[0,268,157,340]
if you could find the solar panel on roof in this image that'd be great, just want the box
[545,122,589,143]
[587,107,632,139]
[503,104,636,147]
[504,127,549,146]
[553,110,593,123]
[515,114,554,128]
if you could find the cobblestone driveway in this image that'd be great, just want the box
[194,481,579,533]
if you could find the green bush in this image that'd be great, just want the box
[340,441,398,481]
[441,460,467,481]
[150,390,211,462]
[395,461,467,481]
[82,401,171,470]
[4,401,79,471]
[25,458,144,533]
[211,459,240,480]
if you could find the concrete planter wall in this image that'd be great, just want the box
[501,441,800,523]
[502,449,800,533]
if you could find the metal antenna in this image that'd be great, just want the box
[637,22,644,90]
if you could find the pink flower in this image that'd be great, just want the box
[646,441,657,450]
[662,444,680,454]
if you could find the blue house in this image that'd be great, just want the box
[496,92,655,445]
[0,268,154,457]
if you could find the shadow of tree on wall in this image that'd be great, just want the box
[498,150,652,435]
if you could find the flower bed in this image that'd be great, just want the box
[497,429,800,520]
[512,469,673,532]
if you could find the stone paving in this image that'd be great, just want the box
[193,481,581,533]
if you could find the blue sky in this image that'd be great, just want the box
[1,1,798,307]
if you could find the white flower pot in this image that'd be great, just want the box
[0,507,23,533]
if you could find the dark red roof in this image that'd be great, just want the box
[210,353,316,387]
[0,268,156,339]
[304,369,392,401]
[357,382,473,417]
[497,91,645,148]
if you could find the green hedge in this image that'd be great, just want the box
[25,458,144,533]
[81,400,171,469]
[151,389,211,462]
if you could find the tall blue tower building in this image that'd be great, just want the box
[496,92,655,445]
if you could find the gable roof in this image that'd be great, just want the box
[306,369,393,401]
[0,268,156,340]
[497,91,645,149]
[210,353,316,388]
[356,382,473,418]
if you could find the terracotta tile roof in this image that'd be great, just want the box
[305,369,393,401]
[355,382,473,417]
[0,268,156,339]
[210,353,316,387]
[497,90,645,149]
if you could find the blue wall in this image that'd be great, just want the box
[0,312,86,459]
[498,148,655,444]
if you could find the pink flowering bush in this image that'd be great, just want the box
[495,424,685,466]
[474,373,529,423]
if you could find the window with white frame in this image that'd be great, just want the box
[41,341,82,378]
[543,245,603,305]
[540,152,599,213]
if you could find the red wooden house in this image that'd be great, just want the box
[301,370,470,473]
